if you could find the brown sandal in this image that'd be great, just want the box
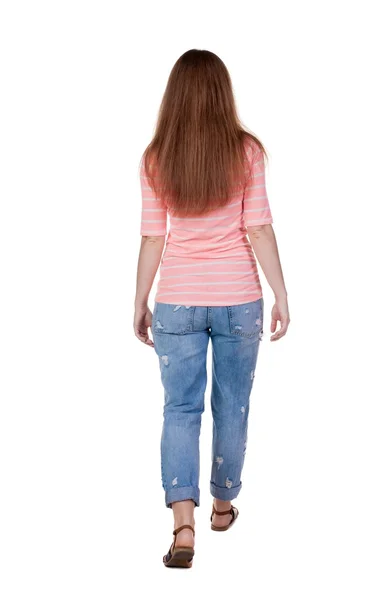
[210,503,239,531]
[163,524,195,568]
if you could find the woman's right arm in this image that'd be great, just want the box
[247,224,290,341]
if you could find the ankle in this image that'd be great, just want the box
[174,518,195,530]
[214,498,231,511]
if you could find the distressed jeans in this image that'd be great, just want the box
[152,298,264,508]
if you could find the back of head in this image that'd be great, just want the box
[142,49,267,217]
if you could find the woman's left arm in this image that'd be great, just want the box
[134,235,165,346]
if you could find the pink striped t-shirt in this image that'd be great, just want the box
[139,138,273,306]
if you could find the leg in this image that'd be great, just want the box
[154,329,209,507]
[152,303,209,545]
[209,299,263,523]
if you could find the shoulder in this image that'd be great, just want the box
[242,135,262,164]
[140,150,159,179]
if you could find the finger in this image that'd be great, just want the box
[270,317,277,333]
[270,319,289,341]
[135,324,148,339]
[138,330,154,346]
[270,320,279,341]
[135,329,154,347]
[270,328,286,341]
[135,330,146,342]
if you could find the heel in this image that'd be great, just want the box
[163,524,195,568]
[210,503,239,531]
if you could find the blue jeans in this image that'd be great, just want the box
[152,298,264,508]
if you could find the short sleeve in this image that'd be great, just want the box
[139,160,167,236]
[243,144,273,227]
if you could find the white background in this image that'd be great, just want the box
[1,1,380,598]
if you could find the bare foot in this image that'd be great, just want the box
[211,499,233,528]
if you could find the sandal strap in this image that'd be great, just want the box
[165,525,195,564]
[212,504,233,516]
[173,524,195,536]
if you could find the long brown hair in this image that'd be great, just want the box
[141,49,268,217]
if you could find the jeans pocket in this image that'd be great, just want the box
[228,299,264,339]
[152,303,195,335]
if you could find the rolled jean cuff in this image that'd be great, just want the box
[210,481,242,501]
[165,485,200,508]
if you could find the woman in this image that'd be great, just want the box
[134,49,290,568]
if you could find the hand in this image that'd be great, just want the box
[134,305,154,347]
[270,297,290,341]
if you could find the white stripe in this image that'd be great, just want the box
[141,231,166,235]
[218,252,254,257]
[244,208,269,213]
[161,260,255,270]
[142,208,166,212]
[171,224,241,232]
[157,289,260,295]
[245,218,272,224]
[164,253,256,261]
[165,281,259,288]
[166,300,260,306]
[155,299,261,305]
[181,250,253,259]
[141,219,166,223]
[244,194,267,201]
[170,212,241,222]
[161,271,257,279]
[226,200,243,208]
[245,184,265,190]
